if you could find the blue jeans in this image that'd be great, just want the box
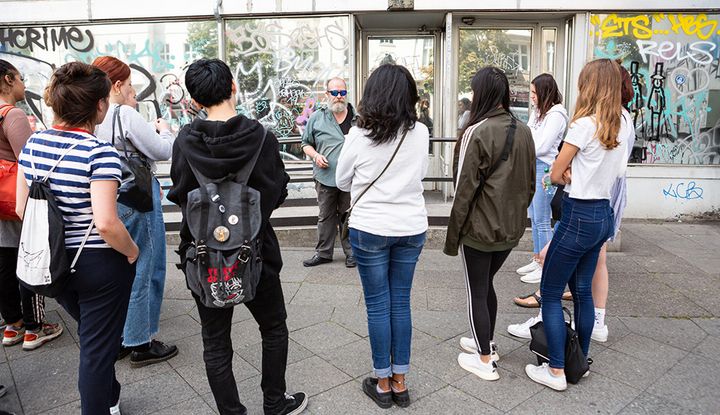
[540,195,614,368]
[529,159,554,254]
[349,228,426,378]
[117,178,167,346]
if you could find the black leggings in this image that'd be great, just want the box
[0,247,44,331]
[460,245,512,355]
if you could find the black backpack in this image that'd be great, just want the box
[182,131,266,308]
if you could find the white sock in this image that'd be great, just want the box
[376,384,388,394]
[595,308,606,327]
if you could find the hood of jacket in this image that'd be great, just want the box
[178,114,266,180]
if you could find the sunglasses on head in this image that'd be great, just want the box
[328,89,347,97]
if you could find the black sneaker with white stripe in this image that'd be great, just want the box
[278,392,307,415]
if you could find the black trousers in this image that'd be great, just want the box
[55,248,135,415]
[460,245,512,355]
[0,247,44,331]
[315,181,352,259]
[194,267,289,415]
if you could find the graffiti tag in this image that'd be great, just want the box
[662,181,704,200]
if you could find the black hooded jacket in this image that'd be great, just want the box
[167,115,290,278]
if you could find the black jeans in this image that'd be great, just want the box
[0,247,44,331]
[55,248,135,415]
[194,268,289,415]
[460,245,512,355]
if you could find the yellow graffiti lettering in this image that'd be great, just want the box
[668,14,717,40]
[596,14,654,40]
[593,13,719,40]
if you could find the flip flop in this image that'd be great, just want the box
[513,292,541,308]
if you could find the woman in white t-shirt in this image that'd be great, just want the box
[336,64,428,409]
[524,59,631,391]
[516,74,568,283]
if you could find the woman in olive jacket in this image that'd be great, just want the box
[444,67,535,381]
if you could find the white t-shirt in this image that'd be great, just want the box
[563,114,630,200]
[528,104,568,165]
[336,123,429,237]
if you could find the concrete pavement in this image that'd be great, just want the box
[1,221,719,414]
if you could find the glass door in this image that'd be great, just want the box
[365,35,437,137]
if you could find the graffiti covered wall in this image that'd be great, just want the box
[590,13,720,165]
[0,16,351,147]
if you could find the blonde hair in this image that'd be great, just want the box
[571,59,622,150]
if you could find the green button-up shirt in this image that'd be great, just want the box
[300,104,354,188]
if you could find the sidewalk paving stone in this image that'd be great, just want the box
[1,222,719,414]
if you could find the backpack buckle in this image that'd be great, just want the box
[238,244,252,264]
[196,241,208,264]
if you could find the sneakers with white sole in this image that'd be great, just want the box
[109,402,121,415]
[520,267,542,284]
[591,323,608,342]
[507,315,542,339]
[525,363,567,391]
[22,323,63,351]
[459,337,499,362]
[516,259,541,275]
[457,352,499,381]
[2,325,25,347]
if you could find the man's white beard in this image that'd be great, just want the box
[331,101,347,113]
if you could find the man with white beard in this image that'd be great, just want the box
[301,77,356,268]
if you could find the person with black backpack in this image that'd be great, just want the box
[167,59,306,415]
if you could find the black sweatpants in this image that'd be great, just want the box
[460,245,512,355]
[0,247,44,331]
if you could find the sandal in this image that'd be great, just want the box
[391,376,410,408]
[513,292,541,308]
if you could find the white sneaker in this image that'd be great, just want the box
[520,267,542,284]
[591,323,608,342]
[457,352,500,381]
[525,363,567,391]
[109,402,121,415]
[516,259,541,275]
[459,338,499,362]
[507,315,542,339]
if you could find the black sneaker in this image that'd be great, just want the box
[345,255,357,268]
[130,340,178,368]
[362,377,392,409]
[117,346,131,361]
[278,392,307,415]
[0,384,6,399]
[303,254,332,267]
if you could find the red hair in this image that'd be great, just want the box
[92,56,131,85]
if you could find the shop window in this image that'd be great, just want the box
[589,13,720,165]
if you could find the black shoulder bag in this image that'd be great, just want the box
[529,307,591,384]
[112,105,154,212]
[340,129,409,240]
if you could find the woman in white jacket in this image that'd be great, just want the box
[516,74,568,283]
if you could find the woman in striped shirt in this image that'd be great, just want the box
[15,62,138,415]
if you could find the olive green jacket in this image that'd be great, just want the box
[444,109,536,256]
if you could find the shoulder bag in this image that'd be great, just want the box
[340,128,409,240]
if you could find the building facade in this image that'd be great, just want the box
[3,0,719,219]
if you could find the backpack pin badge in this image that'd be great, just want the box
[214,226,230,242]
[228,215,239,225]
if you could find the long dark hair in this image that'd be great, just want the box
[460,67,511,139]
[357,64,418,145]
[532,73,562,120]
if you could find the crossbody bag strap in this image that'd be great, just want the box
[347,128,409,212]
[459,117,517,233]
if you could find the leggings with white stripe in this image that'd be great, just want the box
[461,245,512,355]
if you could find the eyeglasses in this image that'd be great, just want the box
[18,75,25,82]
[328,90,347,97]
